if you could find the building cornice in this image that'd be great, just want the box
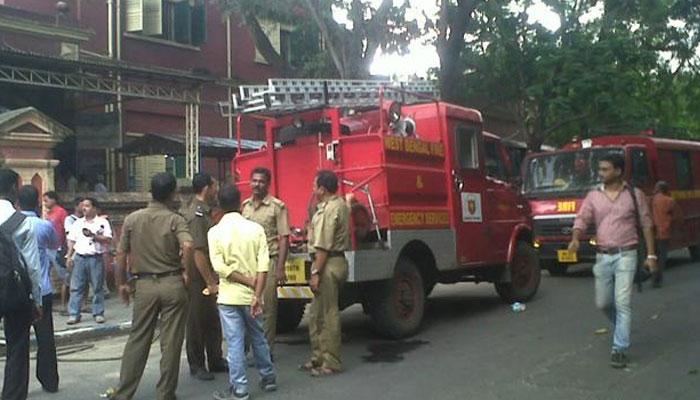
[0,14,93,43]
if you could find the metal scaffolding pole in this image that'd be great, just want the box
[185,100,200,179]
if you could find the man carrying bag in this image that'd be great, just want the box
[568,153,657,369]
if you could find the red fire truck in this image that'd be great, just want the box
[522,134,700,275]
[230,79,541,338]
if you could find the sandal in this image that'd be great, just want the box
[310,366,341,377]
[298,360,318,371]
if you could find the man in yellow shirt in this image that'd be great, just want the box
[208,185,277,400]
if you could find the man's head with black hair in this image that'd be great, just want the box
[0,168,20,202]
[151,172,177,203]
[598,153,625,185]
[192,173,213,195]
[218,184,241,213]
[314,170,339,198]
[43,190,60,210]
[18,185,39,212]
[192,172,218,203]
[73,197,84,217]
[82,197,100,219]
[250,167,272,199]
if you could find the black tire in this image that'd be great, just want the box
[495,242,541,303]
[543,260,569,276]
[689,245,700,262]
[368,257,425,339]
[276,300,306,334]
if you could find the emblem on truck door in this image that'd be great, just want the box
[461,192,483,223]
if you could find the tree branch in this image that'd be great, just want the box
[302,0,347,77]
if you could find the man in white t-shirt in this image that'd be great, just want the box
[65,197,112,324]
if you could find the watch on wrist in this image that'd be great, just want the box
[311,268,319,275]
[647,255,657,260]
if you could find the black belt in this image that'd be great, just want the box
[133,270,182,279]
[76,253,102,258]
[328,251,345,258]
[597,245,637,255]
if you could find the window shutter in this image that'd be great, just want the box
[254,18,281,64]
[173,1,192,43]
[125,0,143,32]
[143,0,163,36]
[191,1,206,46]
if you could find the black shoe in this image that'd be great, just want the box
[611,351,628,369]
[213,388,249,400]
[260,375,277,392]
[191,368,215,381]
[42,385,59,393]
[209,360,229,373]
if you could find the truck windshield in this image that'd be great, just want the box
[523,147,624,197]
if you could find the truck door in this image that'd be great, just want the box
[450,122,489,265]
[483,137,521,263]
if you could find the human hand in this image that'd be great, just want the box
[645,257,658,273]
[32,305,43,323]
[567,239,580,253]
[118,284,131,306]
[310,274,320,293]
[250,296,263,317]
[204,284,219,296]
[276,267,287,286]
[66,257,74,271]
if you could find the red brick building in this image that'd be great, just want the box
[0,0,290,191]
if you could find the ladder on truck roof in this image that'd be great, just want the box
[221,78,439,115]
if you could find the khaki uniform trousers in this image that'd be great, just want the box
[308,256,348,370]
[186,277,223,372]
[114,275,188,400]
[262,256,278,353]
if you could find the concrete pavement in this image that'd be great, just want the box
[2,253,699,400]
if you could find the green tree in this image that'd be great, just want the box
[450,0,700,150]
[219,0,420,78]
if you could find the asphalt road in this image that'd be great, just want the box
[3,252,699,400]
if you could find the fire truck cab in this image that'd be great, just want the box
[523,134,700,275]
[231,79,540,338]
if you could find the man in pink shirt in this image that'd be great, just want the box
[568,153,657,369]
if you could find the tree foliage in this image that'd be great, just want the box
[436,0,700,149]
[219,0,420,78]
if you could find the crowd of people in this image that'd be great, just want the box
[0,156,683,399]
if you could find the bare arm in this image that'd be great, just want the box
[194,249,217,287]
[275,236,289,282]
[226,270,257,288]
[181,241,194,285]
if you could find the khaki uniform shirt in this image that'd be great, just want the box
[182,199,213,252]
[119,202,193,274]
[310,195,351,253]
[241,195,291,257]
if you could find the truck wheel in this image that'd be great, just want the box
[368,257,425,339]
[495,242,541,303]
[276,300,306,334]
[543,260,568,276]
[689,245,700,262]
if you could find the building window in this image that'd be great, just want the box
[254,18,293,64]
[125,0,206,46]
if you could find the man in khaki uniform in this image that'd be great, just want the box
[182,173,226,381]
[301,170,350,377]
[241,167,290,355]
[105,173,194,400]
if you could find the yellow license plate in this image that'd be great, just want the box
[284,257,307,284]
[557,250,578,263]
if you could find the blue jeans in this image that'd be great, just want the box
[593,250,636,352]
[69,255,105,318]
[218,305,275,394]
